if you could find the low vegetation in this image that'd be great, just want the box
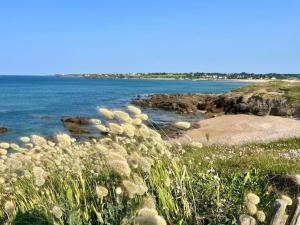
[0,107,299,224]
[233,80,300,103]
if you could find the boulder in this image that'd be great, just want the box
[61,116,91,134]
[63,123,91,134]
[0,127,8,134]
[61,116,91,125]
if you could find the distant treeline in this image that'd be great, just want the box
[60,72,300,80]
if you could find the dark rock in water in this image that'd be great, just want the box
[61,116,91,125]
[0,127,8,134]
[133,92,297,118]
[132,93,208,114]
[65,123,91,134]
[61,116,91,134]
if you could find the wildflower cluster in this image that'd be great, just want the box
[243,193,266,222]
[0,105,174,224]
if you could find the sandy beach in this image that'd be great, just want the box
[172,114,300,145]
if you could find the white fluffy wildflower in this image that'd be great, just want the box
[122,180,140,195]
[89,118,102,125]
[129,152,152,173]
[155,142,165,155]
[256,210,266,222]
[0,142,10,149]
[107,152,127,162]
[142,197,156,209]
[98,107,114,119]
[51,206,63,219]
[164,176,171,187]
[20,136,30,143]
[245,202,257,215]
[54,133,72,147]
[136,125,150,138]
[149,130,161,140]
[123,179,148,196]
[32,166,46,186]
[108,160,131,177]
[95,144,109,154]
[0,177,5,184]
[10,143,21,151]
[114,110,131,122]
[47,141,56,147]
[4,201,15,214]
[111,143,128,156]
[138,208,158,216]
[135,215,167,225]
[95,124,109,133]
[25,143,34,149]
[0,148,7,155]
[132,118,142,126]
[174,121,191,130]
[190,141,203,148]
[31,135,47,146]
[108,123,124,135]
[121,123,136,137]
[96,186,108,198]
[246,192,260,205]
[116,187,122,195]
[127,105,141,115]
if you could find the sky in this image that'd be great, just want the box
[0,0,299,75]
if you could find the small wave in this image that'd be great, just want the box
[0,109,16,113]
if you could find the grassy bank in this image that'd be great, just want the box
[233,80,300,104]
[0,107,299,225]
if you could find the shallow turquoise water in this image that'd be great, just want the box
[0,76,250,141]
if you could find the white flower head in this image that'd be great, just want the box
[108,123,124,135]
[96,186,108,198]
[114,110,131,122]
[174,121,191,130]
[127,105,141,115]
[51,206,63,219]
[0,142,10,149]
[4,201,15,214]
[98,107,114,119]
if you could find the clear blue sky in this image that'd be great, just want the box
[0,0,299,75]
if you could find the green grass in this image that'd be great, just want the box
[0,109,299,224]
[233,80,300,103]
[182,138,300,174]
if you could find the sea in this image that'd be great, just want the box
[0,75,251,142]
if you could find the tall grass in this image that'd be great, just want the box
[0,106,298,224]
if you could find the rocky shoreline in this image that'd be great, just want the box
[132,89,300,118]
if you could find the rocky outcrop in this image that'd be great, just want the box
[132,92,298,118]
[132,93,217,114]
[61,116,91,134]
[0,127,8,134]
[61,116,91,125]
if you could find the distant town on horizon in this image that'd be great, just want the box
[58,71,300,80]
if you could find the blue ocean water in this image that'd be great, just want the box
[0,76,251,141]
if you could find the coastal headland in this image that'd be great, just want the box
[133,80,300,117]
[133,80,300,144]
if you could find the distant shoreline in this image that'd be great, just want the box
[60,75,300,83]
[59,75,274,83]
